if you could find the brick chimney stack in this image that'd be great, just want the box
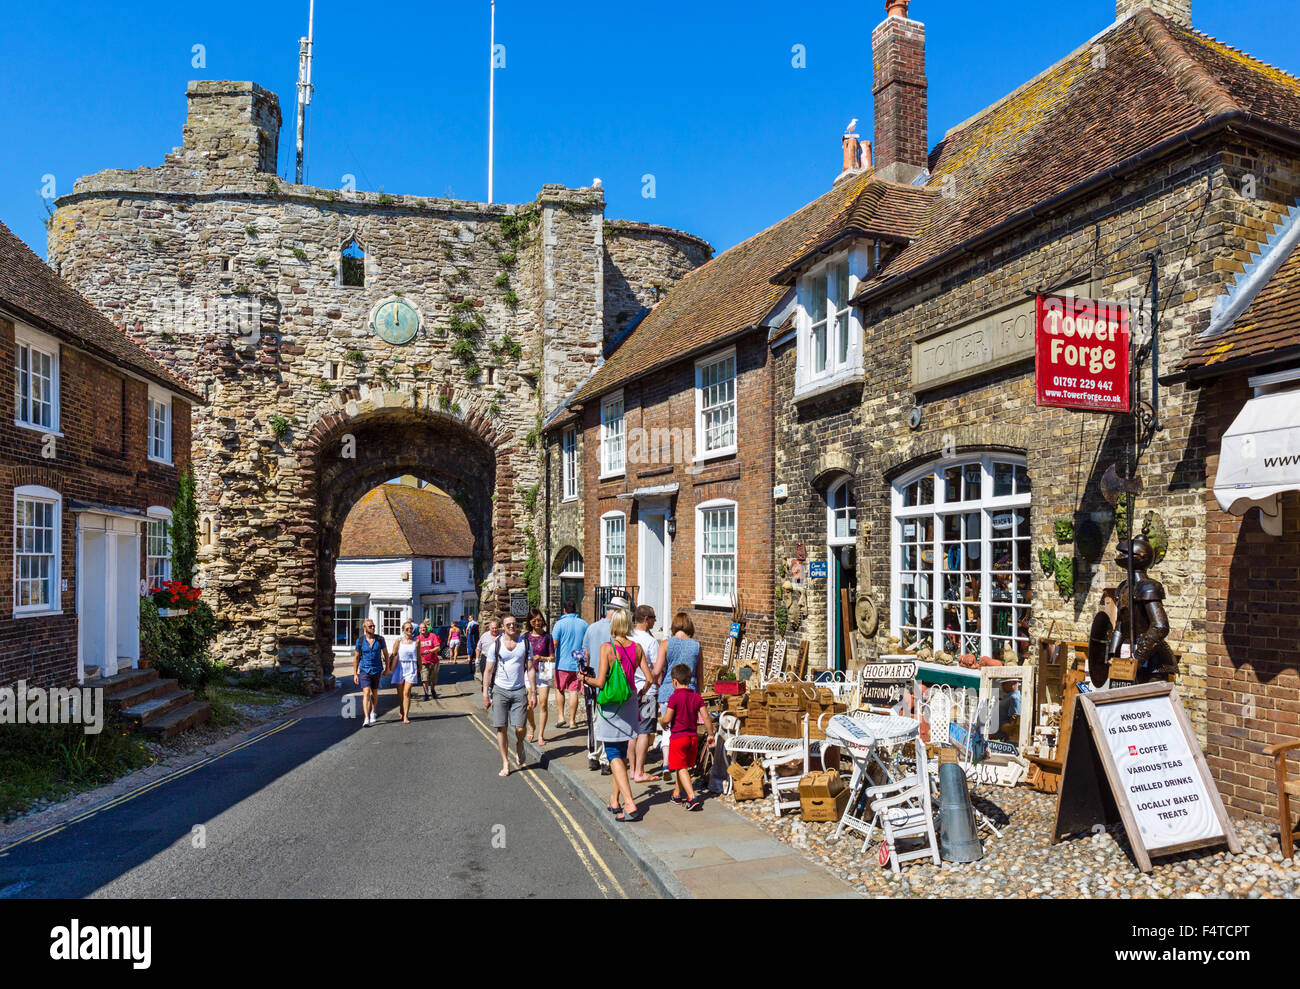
[872,0,928,185]
[1116,0,1191,25]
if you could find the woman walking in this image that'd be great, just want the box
[447,620,463,665]
[391,621,420,724]
[655,614,703,775]
[581,608,653,822]
[482,616,537,776]
[524,609,556,745]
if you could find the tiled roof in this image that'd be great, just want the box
[772,179,936,285]
[854,10,1300,303]
[339,483,474,559]
[570,169,881,405]
[0,220,203,402]
[1179,241,1300,377]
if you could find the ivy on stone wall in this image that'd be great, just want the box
[522,526,541,610]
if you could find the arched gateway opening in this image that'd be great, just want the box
[281,385,523,686]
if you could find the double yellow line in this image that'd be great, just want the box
[465,713,626,899]
[0,718,301,856]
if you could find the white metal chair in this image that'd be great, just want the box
[861,727,941,873]
[826,711,919,844]
[725,713,832,816]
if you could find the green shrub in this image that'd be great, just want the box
[140,598,223,691]
[0,717,154,820]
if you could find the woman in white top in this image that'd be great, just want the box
[482,616,537,777]
[392,621,420,725]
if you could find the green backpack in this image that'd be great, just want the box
[597,645,633,706]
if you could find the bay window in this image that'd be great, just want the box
[795,247,868,399]
[892,455,1032,661]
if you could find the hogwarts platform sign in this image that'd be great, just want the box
[1052,681,1240,872]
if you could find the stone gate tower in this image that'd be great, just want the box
[50,81,710,688]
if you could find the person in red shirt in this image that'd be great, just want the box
[659,663,714,811]
[417,620,442,700]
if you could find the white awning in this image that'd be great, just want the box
[1213,389,1300,536]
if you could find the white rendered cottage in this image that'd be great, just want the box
[333,482,477,658]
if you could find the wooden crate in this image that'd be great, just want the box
[729,761,766,801]
[799,771,848,822]
[767,709,803,738]
[745,711,768,735]
[765,683,803,710]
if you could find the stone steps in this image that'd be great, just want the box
[140,701,212,740]
[85,667,211,741]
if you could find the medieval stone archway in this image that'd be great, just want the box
[275,385,521,684]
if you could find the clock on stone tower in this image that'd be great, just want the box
[370,298,421,345]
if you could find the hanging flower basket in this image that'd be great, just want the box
[152,580,202,615]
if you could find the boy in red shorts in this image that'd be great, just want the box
[659,663,714,811]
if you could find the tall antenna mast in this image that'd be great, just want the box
[295,0,316,185]
[488,0,496,204]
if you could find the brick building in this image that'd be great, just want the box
[1172,230,1300,819]
[767,0,1300,770]
[1,219,201,689]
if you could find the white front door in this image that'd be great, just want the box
[638,510,669,637]
[76,512,142,679]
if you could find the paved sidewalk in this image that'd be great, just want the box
[446,676,859,899]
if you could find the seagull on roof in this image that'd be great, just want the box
[846,118,859,134]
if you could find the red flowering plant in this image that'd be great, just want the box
[151,580,202,612]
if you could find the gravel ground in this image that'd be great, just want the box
[727,782,1300,898]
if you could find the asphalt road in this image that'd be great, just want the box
[0,666,651,899]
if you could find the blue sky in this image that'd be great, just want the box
[4,0,1299,259]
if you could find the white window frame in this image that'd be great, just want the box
[694,498,737,607]
[889,454,1033,662]
[558,548,584,578]
[379,606,405,638]
[13,484,61,617]
[432,559,446,584]
[562,426,579,501]
[13,323,61,435]
[334,598,368,647]
[694,346,738,462]
[145,506,172,591]
[423,601,452,627]
[600,391,625,479]
[827,476,857,548]
[147,386,173,465]
[794,246,867,400]
[600,511,626,586]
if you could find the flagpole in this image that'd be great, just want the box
[488,0,496,204]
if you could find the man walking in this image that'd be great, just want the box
[581,595,629,772]
[474,617,501,681]
[353,618,389,726]
[551,599,589,731]
[466,613,480,661]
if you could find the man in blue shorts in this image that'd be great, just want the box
[353,618,389,726]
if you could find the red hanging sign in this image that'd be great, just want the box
[1034,295,1131,413]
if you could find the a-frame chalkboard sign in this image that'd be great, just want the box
[1052,681,1241,872]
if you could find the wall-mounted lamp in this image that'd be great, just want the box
[666,514,676,538]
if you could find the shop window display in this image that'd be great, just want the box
[893,456,1032,660]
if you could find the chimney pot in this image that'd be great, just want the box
[886,0,910,17]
